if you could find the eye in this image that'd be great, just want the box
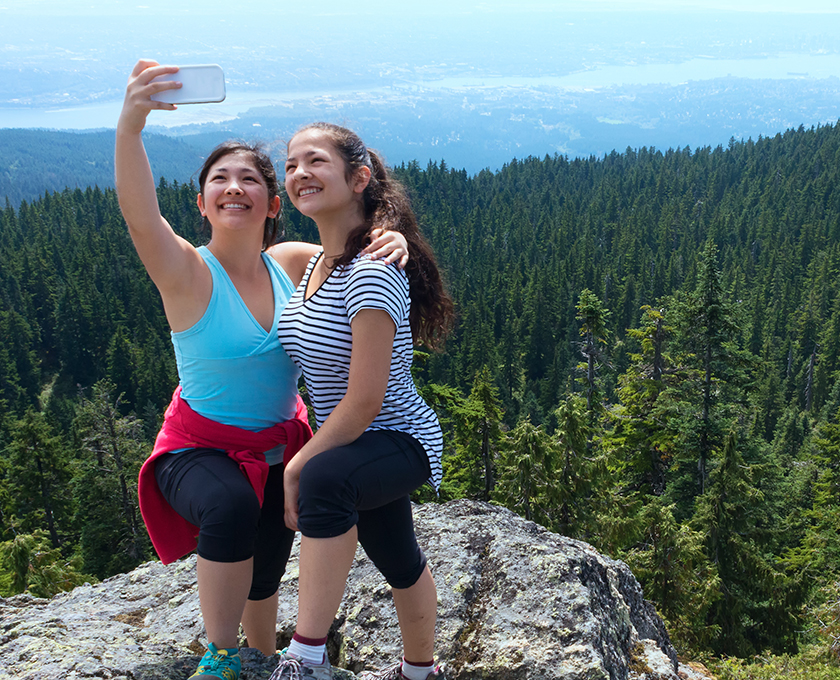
[285,164,296,174]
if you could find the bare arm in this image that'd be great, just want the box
[266,241,321,287]
[283,308,395,529]
[115,60,209,326]
[268,229,409,288]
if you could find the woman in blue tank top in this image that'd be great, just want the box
[115,60,409,680]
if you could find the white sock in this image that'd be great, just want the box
[401,658,436,680]
[287,638,326,665]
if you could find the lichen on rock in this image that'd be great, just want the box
[0,500,712,680]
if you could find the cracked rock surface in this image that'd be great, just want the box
[0,500,711,680]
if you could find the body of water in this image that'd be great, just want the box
[1,53,838,131]
[420,53,840,90]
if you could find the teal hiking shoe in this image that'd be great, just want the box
[269,648,334,680]
[188,642,241,680]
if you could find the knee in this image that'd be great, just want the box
[248,579,279,601]
[299,453,351,496]
[197,486,261,562]
[297,455,358,538]
[371,547,427,589]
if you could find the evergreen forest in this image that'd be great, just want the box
[2,122,840,676]
[0,129,204,207]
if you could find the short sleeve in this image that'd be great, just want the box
[345,256,409,329]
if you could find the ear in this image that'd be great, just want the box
[196,193,206,216]
[268,194,282,219]
[353,166,372,194]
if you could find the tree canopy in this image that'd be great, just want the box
[2,122,840,662]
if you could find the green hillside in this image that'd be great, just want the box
[1,123,840,673]
[0,129,206,207]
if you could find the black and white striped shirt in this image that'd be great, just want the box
[277,252,443,490]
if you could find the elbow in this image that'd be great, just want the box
[355,395,384,427]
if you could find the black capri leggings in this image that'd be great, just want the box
[154,448,294,600]
[297,430,431,590]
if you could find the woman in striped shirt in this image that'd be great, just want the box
[273,123,455,680]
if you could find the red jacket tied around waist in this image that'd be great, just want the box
[138,387,312,565]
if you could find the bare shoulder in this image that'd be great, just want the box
[155,244,213,333]
[267,241,320,286]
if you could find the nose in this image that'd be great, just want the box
[225,178,243,194]
[293,164,309,180]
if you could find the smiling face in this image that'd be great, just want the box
[197,151,280,235]
[284,129,371,226]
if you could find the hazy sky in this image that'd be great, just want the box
[1,0,838,164]
[1,0,839,14]
[588,0,839,10]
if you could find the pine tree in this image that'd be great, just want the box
[493,417,557,525]
[623,499,721,652]
[679,241,736,494]
[0,530,92,597]
[786,409,840,586]
[418,377,503,503]
[3,409,73,548]
[612,305,675,496]
[105,325,139,414]
[468,367,504,501]
[575,288,612,417]
[72,380,150,577]
[0,308,41,414]
[692,429,801,655]
[553,395,593,539]
[661,241,755,512]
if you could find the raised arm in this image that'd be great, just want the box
[115,60,209,327]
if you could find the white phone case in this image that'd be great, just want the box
[151,64,226,105]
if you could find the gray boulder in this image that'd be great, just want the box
[0,500,712,680]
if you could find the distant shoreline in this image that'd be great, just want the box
[2,53,839,132]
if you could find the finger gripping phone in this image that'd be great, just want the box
[151,64,226,104]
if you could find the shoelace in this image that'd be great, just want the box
[210,652,238,677]
[269,654,310,680]
[207,652,229,670]
[364,663,403,680]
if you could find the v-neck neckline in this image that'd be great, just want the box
[303,251,332,302]
[209,248,277,334]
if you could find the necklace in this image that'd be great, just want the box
[321,251,343,270]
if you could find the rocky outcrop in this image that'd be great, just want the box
[0,500,712,680]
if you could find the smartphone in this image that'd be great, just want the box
[150,64,226,105]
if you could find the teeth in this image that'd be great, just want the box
[300,188,321,197]
[222,203,248,209]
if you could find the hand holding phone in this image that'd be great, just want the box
[150,64,226,105]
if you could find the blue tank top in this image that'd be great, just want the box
[171,246,301,435]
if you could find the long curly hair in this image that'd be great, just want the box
[290,122,454,349]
